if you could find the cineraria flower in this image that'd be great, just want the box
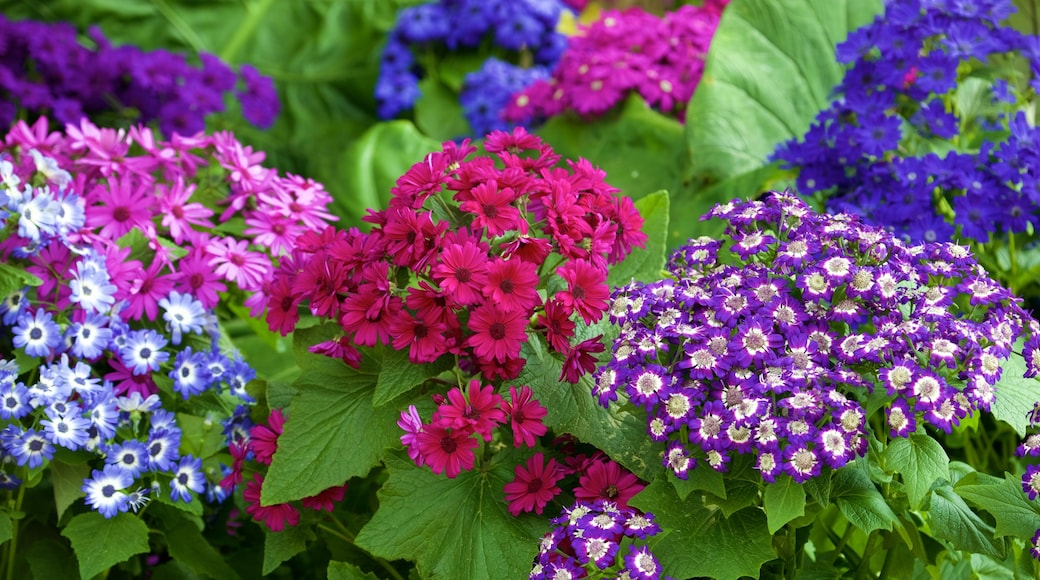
[602,192,1037,485]
[158,290,207,344]
[41,410,91,451]
[243,474,300,532]
[502,385,548,448]
[170,455,206,503]
[504,453,563,516]
[11,427,54,468]
[574,459,644,509]
[1023,465,1040,501]
[434,380,506,442]
[301,482,348,512]
[82,464,133,519]
[119,329,170,376]
[12,308,61,357]
[106,439,150,478]
[415,424,479,479]
[250,408,285,465]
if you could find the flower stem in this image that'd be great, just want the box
[318,518,406,580]
[5,483,25,580]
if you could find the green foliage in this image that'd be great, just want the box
[0,512,10,546]
[373,347,453,407]
[830,463,898,534]
[883,434,951,510]
[355,451,548,579]
[631,474,776,580]
[61,511,150,580]
[152,503,243,580]
[992,352,1040,437]
[50,460,91,521]
[0,261,42,299]
[606,190,670,287]
[414,77,471,142]
[928,485,1008,559]
[263,526,312,576]
[685,0,883,182]
[764,475,807,534]
[956,472,1040,539]
[328,560,381,580]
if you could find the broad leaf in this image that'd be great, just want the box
[355,451,548,579]
[956,473,1040,539]
[414,77,471,142]
[50,460,90,522]
[993,352,1040,437]
[607,190,669,287]
[517,333,660,481]
[0,262,42,299]
[328,560,381,580]
[62,512,150,580]
[928,485,1007,559]
[263,325,404,504]
[830,463,898,534]
[763,475,806,534]
[882,434,950,510]
[331,120,441,228]
[672,465,726,501]
[0,512,10,546]
[158,505,242,580]
[630,475,775,580]
[538,95,688,203]
[263,526,312,576]
[373,347,453,407]
[24,538,78,580]
[685,0,883,182]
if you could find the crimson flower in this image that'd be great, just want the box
[432,241,489,306]
[574,459,645,509]
[504,453,563,516]
[558,259,610,325]
[502,385,548,448]
[249,408,285,465]
[466,303,527,363]
[483,258,540,313]
[560,335,606,384]
[434,380,506,442]
[301,483,348,512]
[244,474,300,532]
[459,179,524,236]
[416,424,480,479]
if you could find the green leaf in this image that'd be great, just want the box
[992,352,1040,437]
[262,326,403,504]
[331,120,441,228]
[263,526,312,576]
[373,347,452,407]
[685,0,884,181]
[414,77,471,141]
[355,451,548,579]
[61,511,150,580]
[882,434,951,510]
[517,333,660,481]
[804,469,832,507]
[50,460,91,521]
[607,190,669,287]
[160,506,242,580]
[671,465,726,501]
[630,475,775,580]
[176,413,228,460]
[537,94,688,202]
[764,475,806,533]
[956,473,1040,539]
[928,485,1007,559]
[24,538,78,580]
[0,261,43,298]
[328,560,381,580]
[830,463,898,534]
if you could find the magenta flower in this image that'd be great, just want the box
[206,236,271,290]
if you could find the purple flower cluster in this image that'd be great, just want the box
[773,0,1040,245]
[530,500,666,580]
[375,0,569,123]
[504,1,728,125]
[599,191,1038,484]
[460,58,550,137]
[0,15,280,135]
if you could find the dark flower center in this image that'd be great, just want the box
[102,484,116,498]
[499,279,514,294]
[489,322,506,340]
[113,206,131,222]
[29,328,43,340]
[455,267,472,283]
[440,435,457,454]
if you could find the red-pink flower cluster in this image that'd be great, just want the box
[266,127,645,382]
[1,117,335,322]
[504,1,729,124]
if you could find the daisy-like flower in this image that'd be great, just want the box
[146,429,181,472]
[157,178,213,244]
[466,303,527,364]
[12,308,61,357]
[41,410,91,451]
[170,455,206,503]
[119,329,169,376]
[85,174,156,239]
[1023,465,1040,501]
[415,424,479,478]
[175,247,227,309]
[624,544,662,580]
[206,236,271,290]
[69,268,117,314]
[502,386,547,448]
[301,483,349,512]
[83,464,133,518]
[243,474,300,532]
[459,180,524,236]
[170,347,212,399]
[784,444,821,483]
[504,453,564,516]
[664,441,694,479]
[0,381,32,420]
[12,428,54,468]
[558,259,610,325]
[105,439,150,478]
[432,241,489,306]
[250,408,285,465]
[482,258,540,313]
[575,459,644,509]
[159,290,207,345]
[1031,528,1040,561]
[434,381,505,442]
[398,405,425,466]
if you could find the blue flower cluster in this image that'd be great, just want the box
[600,192,1037,484]
[460,58,550,136]
[375,0,569,130]
[773,0,1040,245]
[530,500,666,580]
[0,15,280,135]
[0,152,253,518]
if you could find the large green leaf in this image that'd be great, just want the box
[928,485,1007,559]
[763,475,806,534]
[882,434,951,510]
[685,0,884,182]
[830,463,898,534]
[50,460,91,522]
[630,475,776,580]
[993,352,1040,437]
[354,451,548,579]
[373,346,453,407]
[607,190,669,287]
[0,262,43,299]
[955,472,1040,540]
[517,333,661,481]
[61,512,150,580]
[414,77,471,142]
[262,325,405,504]
[263,526,312,576]
[152,504,242,580]
[331,121,441,229]
[538,94,687,203]
[328,561,380,580]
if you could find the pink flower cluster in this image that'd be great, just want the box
[504,1,728,124]
[266,127,645,383]
[1,117,336,329]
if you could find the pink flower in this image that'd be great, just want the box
[301,483,348,512]
[158,178,213,245]
[86,175,156,240]
[416,424,479,479]
[433,380,506,442]
[249,408,285,465]
[206,236,271,290]
[558,259,610,325]
[466,304,528,364]
[459,179,524,236]
[244,474,300,532]
[483,258,540,313]
[121,260,176,321]
[575,459,644,509]
[561,335,606,384]
[504,453,563,516]
[432,241,489,306]
[174,245,227,308]
[244,211,304,256]
[502,386,547,448]
[398,405,425,466]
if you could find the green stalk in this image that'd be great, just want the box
[5,483,25,580]
[151,0,208,53]
[218,0,277,63]
[318,517,406,580]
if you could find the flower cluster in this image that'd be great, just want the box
[266,127,644,381]
[460,58,551,137]
[773,0,1040,245]
[375,0,570,122]
[504,1,728,125]
[0,117,334,517]
[530,499,666,580]
[600,191,1037,484]
[0,15,279,135]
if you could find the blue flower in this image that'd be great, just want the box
[105,439,150,478]
[119,329,169,375]
[10,428,54,469]
[146,429,181,472]
[86,391,120,442]
[170,346,212,399]
[0,381,31,420]
[159,290,206,345]
[12,308,62,357]
[41,409,91,451]
[69,266,117,314]
[83,464,133,518]
[170,455,206,503]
